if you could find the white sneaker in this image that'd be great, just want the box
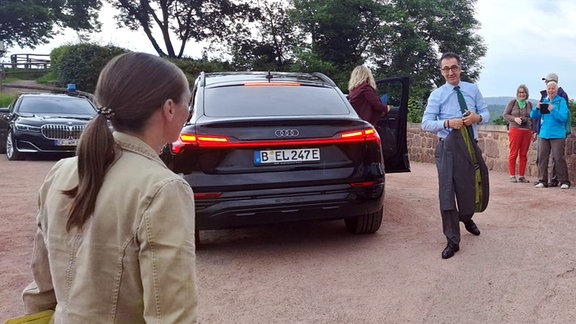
[535,182,545,188]
[560,183,570,189]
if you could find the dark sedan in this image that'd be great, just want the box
[0,93,96,160]
[161,71,410,239]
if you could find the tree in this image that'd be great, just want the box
[289,0,389,83]
[228,0,299,71]
[287,0,486,99]
[0,0,101,49]
[110,0,258,58]
[373,0,486,98]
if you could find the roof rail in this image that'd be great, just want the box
[199,71,206,87]
[311,72,337,87]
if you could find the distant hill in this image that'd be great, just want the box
[485,97,538,123]
[485,97,514,106]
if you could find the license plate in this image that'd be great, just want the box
[55,139,79,146]
[255,148,320,165]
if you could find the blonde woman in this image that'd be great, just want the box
[347,65,389,126]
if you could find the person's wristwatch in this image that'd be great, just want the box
[478,115,483,123]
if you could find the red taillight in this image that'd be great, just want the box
[340,128,380,143]
[350,181,378,188]
[194,192,222,199]
[170,127,379,152]
[244,82,301,87]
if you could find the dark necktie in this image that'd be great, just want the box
[454,86,467,114]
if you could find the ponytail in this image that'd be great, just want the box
[62,114,116,231]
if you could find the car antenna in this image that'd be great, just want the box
[266,71,272,83]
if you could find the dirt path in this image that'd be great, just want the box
[1,157,575,323]
[0,80,59,97]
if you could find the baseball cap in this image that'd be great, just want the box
[542,73,559,82]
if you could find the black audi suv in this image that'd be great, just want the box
[160,71,410,237]
[0,93,97,160]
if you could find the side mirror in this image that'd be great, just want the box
[0,107,9,120]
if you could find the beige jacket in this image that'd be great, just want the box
[23,132,198,323]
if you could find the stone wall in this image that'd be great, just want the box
[407,123,576,183]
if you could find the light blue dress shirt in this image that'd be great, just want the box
[422,81,490,139]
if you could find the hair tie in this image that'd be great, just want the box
[97,106,115,119]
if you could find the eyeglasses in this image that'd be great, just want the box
[517,91,526,94]
[440,65,460,73]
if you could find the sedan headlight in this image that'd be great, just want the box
[14,123,41,132]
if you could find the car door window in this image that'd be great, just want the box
[375,77,411,173]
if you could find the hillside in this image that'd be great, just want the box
[485,97,538,122]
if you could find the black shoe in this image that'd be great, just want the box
[442,243,460,259]
[464,220,481,236]
[549,180,559,187]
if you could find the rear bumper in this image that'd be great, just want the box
[194,183,384,230]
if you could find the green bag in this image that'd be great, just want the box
[3,310,54,324]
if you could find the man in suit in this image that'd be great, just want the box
[421,52,491,259]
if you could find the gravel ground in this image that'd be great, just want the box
[1,156,576,323]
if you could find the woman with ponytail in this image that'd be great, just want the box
[22,52,198,322]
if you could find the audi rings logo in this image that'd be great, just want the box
[274,129,300,137]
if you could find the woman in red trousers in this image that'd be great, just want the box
[503,84,533,183]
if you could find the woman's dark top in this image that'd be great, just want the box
[348,82,388,126]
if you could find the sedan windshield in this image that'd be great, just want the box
[19,97,96,115]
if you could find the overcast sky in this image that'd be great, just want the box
[475,0,576,98]
[3,0,576,99]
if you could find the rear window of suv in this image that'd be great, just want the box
[204,86,350,117]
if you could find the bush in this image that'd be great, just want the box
[407,97,424,123]
[0,93,17,107]
[53,43,129,93]
[168,57,232,83]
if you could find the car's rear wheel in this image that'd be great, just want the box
[6,131,24,160]
[345,207,383,234]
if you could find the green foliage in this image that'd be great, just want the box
[285,0,485,103]
[228,0,298,71]
[569,99,576,127]
[54,43,129,93]
[0,0,101,49]
[168,57,232,82]
[492,116,508,126]
[0,93,17,107]
[407,96,425,123]
[36,70,59,85]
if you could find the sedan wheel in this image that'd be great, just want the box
[345,207,383,234]
[6,131,24,160]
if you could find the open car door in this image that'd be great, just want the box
[375,76,411,173]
